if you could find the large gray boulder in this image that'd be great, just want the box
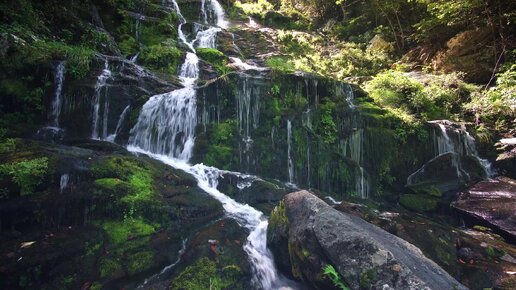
[267,190,467,290]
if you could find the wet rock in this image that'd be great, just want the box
[407,152,486,193]
[267,190,467,290]
[452,177,516,243]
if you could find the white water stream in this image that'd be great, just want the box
[92,58,112,139]
[50,61,66,127]
[128,1,294,288]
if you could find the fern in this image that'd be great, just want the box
[323,264,350,290]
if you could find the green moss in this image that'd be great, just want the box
[360,269,377,288]
[485,246,505,259]
[100,218,155,245]
[121,171,153,203]
[94,178,124,191]
[0,157,48,195]
[127,251,154,275]
[170,257,217,290]
[196,47,231,75]
[99,258,122,278]
[92,156,149,180]
[407,185,442,197]
[140,44,182,75]
[399,194,439,212]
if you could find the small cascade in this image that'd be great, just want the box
[138,238,188,288]
[50,61,66,127]
[106,105,130,143]
[229,57,269,71]
[335,82,355,108]
[287,120,295,185]
[60,173,69,193]
[341,129,369,198]
[91,59,112,139]
[434,123,454,155]
[430,121,495,177]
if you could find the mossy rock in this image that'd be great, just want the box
[196,47,231,75]
[406,184,443,197]
[126,251,155,275]
[399,194,439,213]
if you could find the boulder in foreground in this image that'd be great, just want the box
[267,190,467,290]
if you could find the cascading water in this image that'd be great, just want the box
[128,2,294,288]
[340,129,369,198]
[50,61,66,127]
[60,173,69,193]
[287,120,295,185]
[106,105,131,143]
[430,121,495,177]
[92,59,112,139]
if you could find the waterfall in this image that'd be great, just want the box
[287,120,295,185]
[128,2,295,288]
[430,121,495,177]
[434,123,454,155]
[341,129,369,198]
[106,105,130,143]
[60,173,69,193]
[50,61,66,128]
[91,59,112,139]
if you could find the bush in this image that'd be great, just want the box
[0,157,48,195]
[365,70,472,120]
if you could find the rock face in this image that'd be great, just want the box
[267,190,467,290]
[406,152,486,193]
[452,177,516,242]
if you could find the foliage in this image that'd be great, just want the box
[316,106,338,144]
[203,120,237,169]
[365,70,477,120]
[0,138,17,154]
[269,200,288,229]
[467,63,516,131]
[266,56,295,73]
[323,264,349,290]
[0,157,48,195]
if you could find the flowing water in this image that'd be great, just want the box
[287,120,295,185]
[128,1,294,288]
[92,59,112,139]
[50,61,66,127]
[431,121,495,177]
[106,105,131,143]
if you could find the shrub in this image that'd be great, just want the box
[0,157,48,195]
